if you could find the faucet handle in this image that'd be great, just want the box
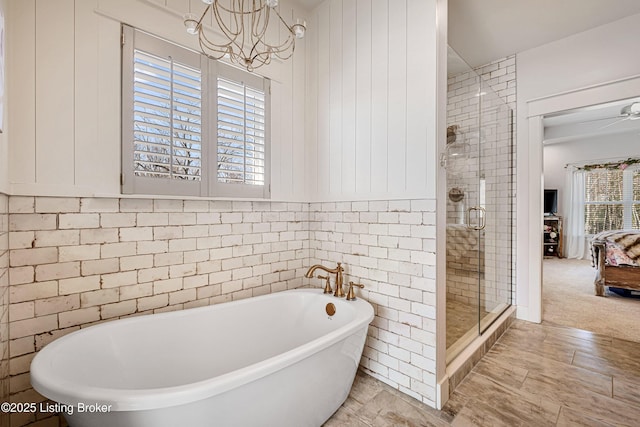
[346,281,365,301]
[317,275,332,294]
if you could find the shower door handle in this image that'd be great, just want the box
[466,206,486,231]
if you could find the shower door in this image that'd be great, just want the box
[445,46,513,360]
[476,84,513,335]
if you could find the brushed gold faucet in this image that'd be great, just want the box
[305,263,345,297]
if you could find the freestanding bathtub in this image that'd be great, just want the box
[31,289,374,427]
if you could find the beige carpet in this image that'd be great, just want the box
[543,258,640,343]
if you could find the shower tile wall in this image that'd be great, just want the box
[309,200,438,405]
[7,197,310,427]
[0,194,9,427]
[446,55,516,311]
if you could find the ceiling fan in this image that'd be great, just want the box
[583,101,640,130]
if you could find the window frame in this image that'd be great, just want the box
[584,165,640,234]
[121,25,270,199]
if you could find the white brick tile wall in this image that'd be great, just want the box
[10,214,57,232]
[8,197,34,214]
[80,198,120,213]
[309,199,437,406]
[59,213,100,229]
[79,229,118,247]
[59,245,100,262]
[8,232,34,250]
[59,307,100,328]
[35,197,80,213]
[6,196,442,415]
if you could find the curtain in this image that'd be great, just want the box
[565,168,586,259]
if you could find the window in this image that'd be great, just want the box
[584,166,640,234]
[214,66,269,197]
[121,26,270,198]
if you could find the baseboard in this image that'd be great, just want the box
[516,304,529,321]
[436,376,449,410]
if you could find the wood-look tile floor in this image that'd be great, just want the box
[325,319,640,426]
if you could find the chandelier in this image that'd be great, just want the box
[184,0,306,72]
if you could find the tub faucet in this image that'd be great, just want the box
[304,263,345,297]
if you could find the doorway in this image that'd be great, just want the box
[523,75,640,325]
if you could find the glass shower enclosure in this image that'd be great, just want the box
[444,46,514,362]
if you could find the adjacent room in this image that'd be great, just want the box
[542,97,640,343]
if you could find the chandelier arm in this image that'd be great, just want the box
[271,41,295,60]
[211,1,242,40]
[247,5,270,60]
[214,0,266,15]
[270,6,297,37]
[251,3,269,39]
[250,49,272,67]
[239,0,249,62]
[196,4,212,28]
[261,35,294,56]
[198,37,228,60]
[198,26,235,51]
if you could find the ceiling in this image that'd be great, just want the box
[542,98,640,144]
[448,0,640,69]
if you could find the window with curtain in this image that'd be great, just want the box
[584,166,640,234]
[121,25,271,198]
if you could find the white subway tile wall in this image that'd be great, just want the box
[446,55,516,309]
[0,194,9,427]
[7,196,438,425]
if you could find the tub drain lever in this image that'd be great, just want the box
[346,282,365,301]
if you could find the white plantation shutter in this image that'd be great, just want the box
[217,78,265,184]
[122,26,269,198]
[133,51,202,180]
[213,63,270,198]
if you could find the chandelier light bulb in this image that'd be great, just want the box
[266,0,279,7]
[202,0,214,4]
[184,14,199,35]
[293,19,306,39]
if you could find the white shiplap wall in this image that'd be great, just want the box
[7,0,308,201]
[305,0,438,201]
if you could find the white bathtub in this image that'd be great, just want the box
[31,289,374,427]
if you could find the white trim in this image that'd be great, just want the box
[435,376,449,410]
[527,115,543,323]
[434,0,449,410]
[522,74,640,323]
[527,73,640,115]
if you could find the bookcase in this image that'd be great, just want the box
[543,216,563,258]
